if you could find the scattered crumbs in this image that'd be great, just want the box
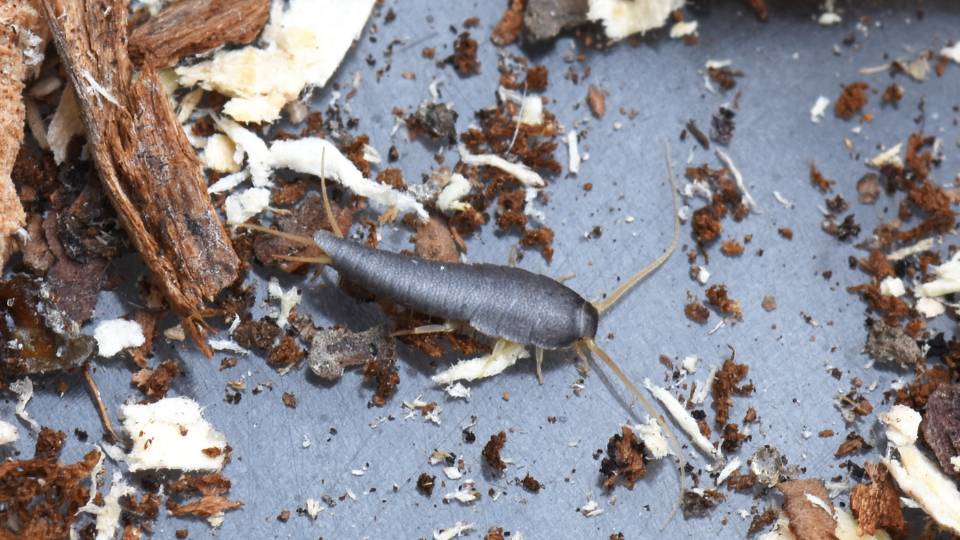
[482,431,508,473]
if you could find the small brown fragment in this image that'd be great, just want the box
[864,319,922,366]
[131,359,179,401]
[491,0,526,45]
[745,0,769,21]
[835,82,870,120]
[778,479,837,540]
[711,354,754,428]
[881,83,904,105]
[416,473,435,496]
[414,216,460,263]
[720,239,744,257]
[168,495,242,519]
[520,473,542,493]
[850,462,906,538]
[175,530,188,539]
[919,384,960,480]
[761,295,777,312]
[856,174,881,204]
[778,228,793,240]
[281,392,297,409]
[362,359,400,407]
[586,85,605,118]
[692,206,722,243]
[706,284,742,319]
[277,510,290,522]
[834,432,869,458]
[524,65,549,91]
[685,301,710,323]
[599,426,647,490]
[748,507,778,535]
[452,32,480,76]
[818,430,834,437]
[482,431,508,473]
[485,528,506,540]
[128,0,270,69]
[267,335,304,369]
[519,227,554,262]
[681,489,725,518]
[809,164,834,193]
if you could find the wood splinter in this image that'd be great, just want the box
[41,0,242,356]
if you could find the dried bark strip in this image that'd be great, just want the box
[0,0,47,262]
[129,0,270,69]
[42,0,241,355]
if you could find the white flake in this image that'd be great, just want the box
[80,472,136,540]
[432,340,529,385]
[443,480,480,504]
[305,498,321,519]
[918,251,960,297]
[567,131,581,174]
[879,277,905,297]
[47,85,84,164]
[434,521,474,540]
[716,457,742,486]
[645,378,720,460]
[887,238,934,261]
[94,319,145,357]
[587,0,684,41]
[634,418,671,459]
[208,338,250,354]
[579,498,604,517]
[267,278,301,329]
[669,20,698,39]
[208,170,250,195]
[804,493,834,518]
[941,42,960,64]
[681,355,699,373]
[224,187,271,224]
[0,420,17,445]
[436,173,472,214]
[203,134,242,174]
[214,117,273,187]
[818,12,842,25]
[443,466,462,480]
[866,143,903,169]
[810,96,830,123]
[10,378,40,432]
[444,383,471,400]
[951,456,960,473]
[715,149,757,212]
[121,397,228,472]
[458,145,545,188]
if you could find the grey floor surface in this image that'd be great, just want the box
[4,0,960,538]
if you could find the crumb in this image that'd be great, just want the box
[835,82,869,120]
[407,101,459,145]
[710,106,736,145]
[521,474,542,493]
[692,206,722,243]
[834,432,870,458]
[482,431,508,473]
[743,407,758,424]
[485,528,506,540]
[856,173,881,204]
[362,359,400,407]
[524,65,549,91]
[600,426,647,490]
[761,295,777,312]
[685,301,711,323]
[586,85,605,118]
[778,227,793,240]
[421,47,435,59]
[707,66,741,91]
[747,507,778,535]
[281,392,297,409]
[277,510,290,522]
[491,0,525,45]
[881,83,904,105]
[745,0,769,20]
[130,360,179,401]
[850,462,906,537]
[519,227,555,262]
[452,32,480,76]
[720,239,744,257]
[681,489,725,518]
[175,530,188,539]
[267,335,304,369]
[712,354,754,428]
[809,164,834,192]
[818,430,834,437]
[706,284,742,319]
[416,473,435,496]
[864,319,921,366]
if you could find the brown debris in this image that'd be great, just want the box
[835,82,869,120]
[520,473,542,493]
[128,0,270,69]
[881,83,904,105]
[706,284,742,319]
[281,392,297,409]
[745,0,769,21]
[362,358,400,407]
[485,528,506,540]
[519,227,555,262]
[778,479,837,540]
[707,66,742,91]
[131,359,179,401]
[681,489,725,519]
[809,164,834,193]
[864,319,922,366]
[711,354,754,427]
[834,432,870,458]
[253,192,355,272]
[43,0,241,356]
[0,429,100,539]
[414,216,460,263]
[850,462,906,539]
[692,206,722,243]
[167,495,242,520]
[491,0,526,45]
[685,301,710,323]
[748,507,779,536]
[267,335,304,369]
[720,239,744,257]
[452,32,480,76]
[857,174,881,204]
[524,65,549,92]
[417,473,435,496]
[43,208,109,324]
[919,384,960,480]
[586,85,605,118]
[308,325,396,384]
[762,296,777,312]
[406,101,459,145]
[482,431,508,473]
[599,426,647,490]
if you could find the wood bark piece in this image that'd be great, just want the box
[41,0,241,356]
[0,0,47,263]
[129,0,271,69]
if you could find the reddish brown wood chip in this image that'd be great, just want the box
[778,479,837,540]
[850,462,906,539]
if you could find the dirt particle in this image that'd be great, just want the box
[856,173,881,204]
[850,462,906,538]
[452,32,480,76]
[599,426,647,490]
[711,354,754,428]
[706,284,742,319]
[835,81,870,120]
[809,164,834,192]
[685,301,711,323]
[416,473,435,496]
[586,85,605,118]
[483,431,508,473]
[720,239,744,257]
[521,473,542,493]
[491,0,525,45]
[282,392,297,409]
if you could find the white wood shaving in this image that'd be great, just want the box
[224,187,271,224]
[79,472,135,540]
[80,70,119,106]
[443,480,480,504]
[634,417,671,459]
[208,170,249,195]
[567,131,581,174]
[267,277,301,330]
[705,59,732,70]
[866,143,903,169]
[587,0,683,41]
[810,96,830,123]
[214,117,273,187]
[918,251,960,297]
[47,85,85,164]
[203,134,241,174]
[443,466,462,480]
[716,457,741,486]
[100,442,126,463]
[271,137,427,218]
[669,20,698,39]
[121,396,228,472]
[94,319,145,358]
[177,88,204,124]
[0,420,18,445]
[433,521,474,540]
[305,498,322,519]
[818,12,842,25]
[432,340,529,385]
[10,378,40,432]
[773,191,795,209]
[879,276,905,297]
[579,498,604,517]
[436,173,472,214]
[176,0,376,123]
[941,42,960,64]
[444,383,471,400]
[887,238,934,261]
[458,145,545,188]
[644,378,721,460]
[691,367,717,405]
[715,149,757,212]
[163,324,186,342]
